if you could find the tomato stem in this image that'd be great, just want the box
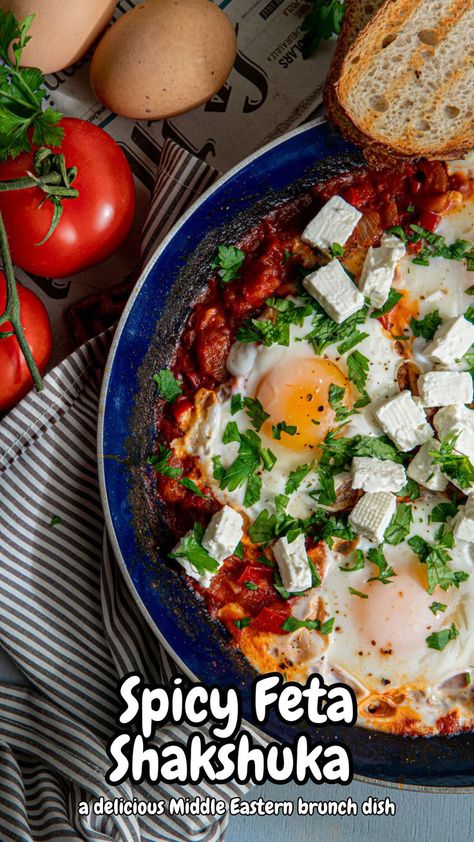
[0,173,78,199]
[0,211,43,394]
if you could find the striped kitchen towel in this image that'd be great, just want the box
[0,141,249,842]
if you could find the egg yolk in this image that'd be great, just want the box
[255,356,352,451]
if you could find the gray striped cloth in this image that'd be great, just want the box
[0,142,249,841]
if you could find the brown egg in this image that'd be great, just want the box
[0,0,116,74]
[90,0,237,120]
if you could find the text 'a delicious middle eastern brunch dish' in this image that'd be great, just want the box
[149,155,474,737]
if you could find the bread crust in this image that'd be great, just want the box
[333,0,474,159]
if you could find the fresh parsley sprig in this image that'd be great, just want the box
[211,244,245,283]
[153,369,182,402]
[0,12,63,160]
[410,310,442,341]
[426,623,459,651]
[367,546,396,585]
[169,523,218,576]
[429,435,474,490]
[408,530,469,594]
[301,0,346,59]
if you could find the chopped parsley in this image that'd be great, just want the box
[304,298,369,355]
[315,470,337,506]
[408,224,474,269]
[429,602,447,616]
[349,587,368,599]
[347,349,369,393]
[243,581,258,591]
[367,546,396,584]
[430,496,459,523]
[410,309,442,341]
[230,395,269,431]
[236,297,312,347]
[426,623,459,651]
[153,369,182,403]
[429,435,474,490]
[212,244,245,283]
[408,530,469,594]
[169,523,219,576]
[384,502,413,545]
[272,420,298,440]
[148,447,209,498]
[399,476,420,501]
[218,426,276,506]
[328,383,354,422]
[234,617,251,629]
[285,463,312,495]
[370,289,403,319]
[337,330,369,354]
[49,515,62,527]
[329,242,345,258]
[340,549,365,572]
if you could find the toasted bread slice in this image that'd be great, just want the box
[324,0,387,150]
[335,0,474,160]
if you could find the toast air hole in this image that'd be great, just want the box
[418,29,440,46]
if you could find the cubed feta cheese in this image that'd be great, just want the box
[359,233,406,308]
[301,195,362,252]
[172,531,215,589]
[303,260,364,324]
[351,456,406,493]
[418,371,472,407]
[453,494,474,542]
[202,506,244,563]
[433,405,474,460]
[273,533,312,594]
[348,491,396,544]
[226,341,258,378]
[406,438,448,492]
[424,315,474,366]
[374,390,432,452]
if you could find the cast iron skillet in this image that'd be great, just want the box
[98,120,474,790]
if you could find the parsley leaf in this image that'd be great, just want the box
[384,502,413,545]
[49,515,62,528]
[429,435,474,490]
[266,297,313,326]
[315,470,337,507]
[367,546,396,584]
[351,434,403,463]
[281,615,334,633]
[410,310,442,341]
[347,349,369,393]
[430,496,459,523]
[272,420,297,440]
[409,530,469,594]
[399,476,420,500]
[248,510,277,544]
[304,298,368,356]
[147,445,182,479]
[211,244,245,283]
[234,617,251,629]
[426,623,459,651]
[337,330,369,354]
[153,369,182,403]
[349,587,368,599]
[148,446,208,498]
[231,396,269,431]
[429,601,447,616]
[328,383,354,422]
[169,523,219,576]
[285,463,312,495]
[330,242,345,258]
[0,11,64,160]
[236,318,290,347]
[340,549,365,572]
[302,0,346,58]
[244,473,262,507]
[243,581,258,591]
[370,289,403,319]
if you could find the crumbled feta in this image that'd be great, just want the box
[303,260,364,324]
[358,233,406,308]
[418,371,473,408]
[348,491,396,544]
[226,341,258,378]
[172,532,215,589]
[301,195,362,252]
[425,315,474,367]
[273,533,312,594]
[351,456,406,493]
[406,438,448,492]
[374,390,432,452]
[433,405,474,460]
[453,494,474,543]
[202,506,244,563]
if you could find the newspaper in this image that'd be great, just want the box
[13,0,336,365]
